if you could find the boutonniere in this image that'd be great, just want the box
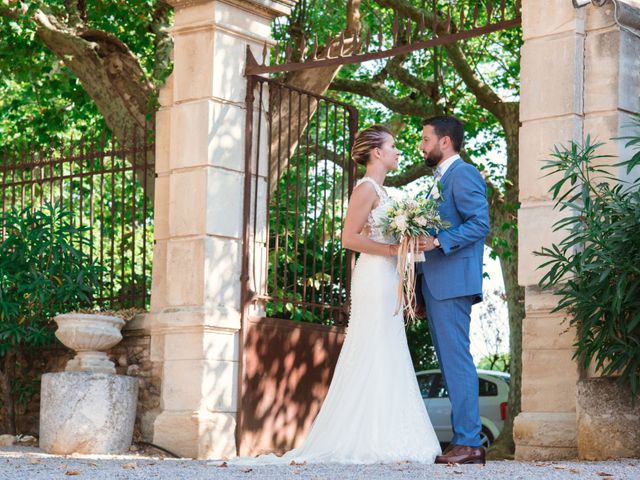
[431,181,443,201]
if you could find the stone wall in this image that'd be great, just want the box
[8,315,160,444]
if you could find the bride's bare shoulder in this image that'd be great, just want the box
[350,181,377,204]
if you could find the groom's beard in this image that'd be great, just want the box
[424,148,442,168]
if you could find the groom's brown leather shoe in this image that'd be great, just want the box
[441,443,456,455]
[435,445,485,465]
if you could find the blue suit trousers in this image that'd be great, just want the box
[422,281,481,447]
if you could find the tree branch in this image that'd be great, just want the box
[385,55,438,100]
[374,0,511,124]
[330,77,435,117]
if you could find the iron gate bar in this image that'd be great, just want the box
[246,1,521,76]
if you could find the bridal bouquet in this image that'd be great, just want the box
[381,196,449,321]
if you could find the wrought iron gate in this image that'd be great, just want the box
[241,71,359,328]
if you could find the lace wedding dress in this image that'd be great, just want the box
[235,177,441,465]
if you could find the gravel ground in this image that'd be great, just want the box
[1,446,638,479]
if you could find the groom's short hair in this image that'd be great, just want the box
[422,116,464,152]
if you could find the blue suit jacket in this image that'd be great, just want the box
[417,158,490,303]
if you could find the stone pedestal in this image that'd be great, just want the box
[40,372,138,455]
[149,0,295,459]
[516,0,640,460]
[576,378,640,460]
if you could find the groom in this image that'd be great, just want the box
[416,115,490,464]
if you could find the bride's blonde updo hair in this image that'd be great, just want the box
[351,125,393,165]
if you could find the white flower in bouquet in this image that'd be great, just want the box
[394,214,408,232]
[414,216,428,227]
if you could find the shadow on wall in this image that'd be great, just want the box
[238,317,346,456]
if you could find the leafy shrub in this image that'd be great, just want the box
[0,203,103,433]
[537,123,640,398]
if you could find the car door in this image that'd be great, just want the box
[425,373,453,443]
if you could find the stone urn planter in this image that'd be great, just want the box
[576,377,640,460]
[54,312,125,373]
[39,313,138,455]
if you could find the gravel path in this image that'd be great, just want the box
[1,446,638,479]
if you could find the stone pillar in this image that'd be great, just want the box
[515,0,640,461]
[150,0,295,459]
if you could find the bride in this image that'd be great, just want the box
[236,125,441,464]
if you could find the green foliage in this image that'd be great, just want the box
[536,122,640,398]
[477,353,510,372]
[0,1,172,145]
[406,318,438,371]
[0,203,103,354]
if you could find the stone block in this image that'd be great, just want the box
[520,34,582,122]
[524,286,563,313]
[515,444,577,461]
[163,329,239,362]
[576,377,640,460]
[153,174,170,241]
[155,108,171,175]
[519,116,582,202]
[205,168,245,239]
[172,28,215,103]
[166,238,205,306]
[169,100,249,172]
[619,29,640,114]
[150,239,168,311]
[214,1,275,38]
[521,349,578,412]
[147,307,241,332]
[174,1,217,26]
[514,411,577,449]
[170,101,211,170]
[211,32,263,104]
[523,312,575,350]
[522,0,578,41]
[40,372,138,455]
[162,358,238,412]
[517,204,569,287]
[169,169,207,237]
[585,2,616,31]
[154,410,236,459]
[204,236,242,308]
[584,28,620,114]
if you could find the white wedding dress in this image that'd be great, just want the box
[235,177,441,465]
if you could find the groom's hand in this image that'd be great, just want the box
[417,235,438,252]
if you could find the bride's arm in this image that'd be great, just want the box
[342,183,398,256]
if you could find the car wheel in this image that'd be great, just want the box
[480,426,494,448]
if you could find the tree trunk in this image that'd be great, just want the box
[487,108,523,459]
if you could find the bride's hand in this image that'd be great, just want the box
[416,236,429,252]
[387,244,399,256]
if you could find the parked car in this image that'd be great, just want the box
[416,369,510,448]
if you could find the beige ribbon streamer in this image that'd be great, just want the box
[394,236,420,324]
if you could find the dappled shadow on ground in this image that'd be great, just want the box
[238,317,345,456]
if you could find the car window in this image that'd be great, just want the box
[431,374,449,398]
[479,378,498,396]
[422,374,501,398]
[417,374,436,398]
